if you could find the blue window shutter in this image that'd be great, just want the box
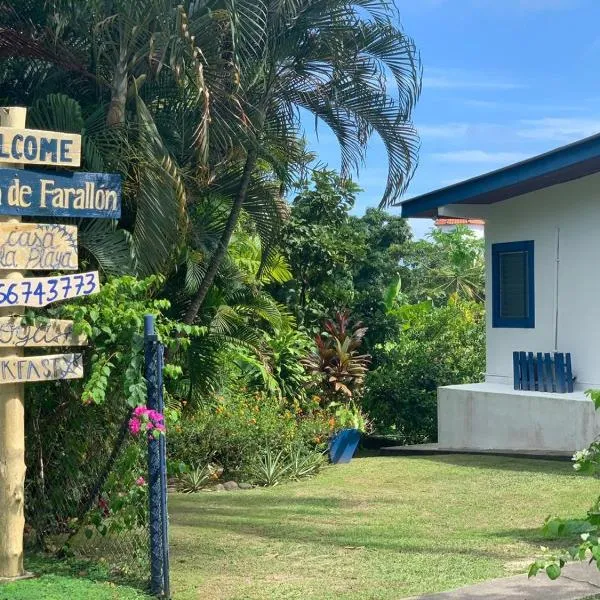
[492,240,535,328]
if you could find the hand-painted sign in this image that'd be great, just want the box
[0,127,81,167]
[0,353,83,384]
[0,168,121,218]
[0,317,87,347]
[0,271,99,307]
[0,223,77,270]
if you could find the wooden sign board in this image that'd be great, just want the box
[0,168,121,219]
[0,271,99,307]
[0,127,81,167]
[0,222,77,270]
[0,353,83,384]
[0,318,87,347]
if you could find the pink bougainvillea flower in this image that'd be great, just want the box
[133,405,146,417]
[136,477,146,486]
[129,418,141,435]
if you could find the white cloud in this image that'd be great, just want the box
[423,68,523,91]
[517,118,600,142]
[418,123,470,138]
[431,150,532,164]
[409,0,581,12]
[464,99,585,113]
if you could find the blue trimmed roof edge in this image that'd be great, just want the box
[400,132,600,218]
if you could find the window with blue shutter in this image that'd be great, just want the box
[492,240,535,328]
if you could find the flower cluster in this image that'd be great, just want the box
[129,405,166,439]
[572,441,600,474]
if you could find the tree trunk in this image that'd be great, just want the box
[106,36,128,127]
[183,149,258,324]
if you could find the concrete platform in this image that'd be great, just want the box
[379,443,573,461]
[438,383,600,452]
[405,562,600,599]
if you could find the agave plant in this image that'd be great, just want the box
[176,464,210,494]
[302,311,371,401]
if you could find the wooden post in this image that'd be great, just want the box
[0,106,27,580]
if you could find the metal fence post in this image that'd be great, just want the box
[144,314,170,598]
[157,342,171,598]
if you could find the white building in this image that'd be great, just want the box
[401,135,600,452]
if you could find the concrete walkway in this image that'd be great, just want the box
[407,563,600,600]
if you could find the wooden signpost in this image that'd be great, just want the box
[0,318,87,347]
[0,223,77,270]
[0,168,121,218]
[0,271,99,307]
[0,127,81,167]
[0,106,120,581]
[0,353,83,384]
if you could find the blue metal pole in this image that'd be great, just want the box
[157,343,171,598]
[145,315,163,596]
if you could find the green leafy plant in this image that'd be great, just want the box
[250,446,292,487]
[167,390,332,482]
[331,402,371,433]
[176,464,211,494]
[287,443,327,481]
[529,390,600,580]
[302,311,371,401]
[363,297,485,442]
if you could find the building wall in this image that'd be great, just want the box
[484,171,600,389]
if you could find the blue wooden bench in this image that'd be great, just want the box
[513,351,574,393]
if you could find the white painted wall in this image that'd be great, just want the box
[483,171,600,389]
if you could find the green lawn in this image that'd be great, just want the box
[169,454,595,600]
[0,555,150,600]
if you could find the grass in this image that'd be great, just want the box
[0,555,151,600]
[169,454,595,600]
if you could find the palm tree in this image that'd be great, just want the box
[0,0,208,276]
[182,0,422,324]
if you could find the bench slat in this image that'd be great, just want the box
[537,352,546,392]
[566,353,574,393]
[519,352,529,390]
[513,352,520,390]
[555,353,566,393]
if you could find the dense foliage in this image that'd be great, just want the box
[363,297,485,443]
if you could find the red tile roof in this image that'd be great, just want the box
[435,218,485,226]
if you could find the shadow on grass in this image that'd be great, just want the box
[24,553,149,594]
[379,453,580,476]
[169,494,517,561]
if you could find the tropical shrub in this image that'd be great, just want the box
[167,391,333,483]
[25,276,199,548]
[362,297,485,443]
[302,311,371,402]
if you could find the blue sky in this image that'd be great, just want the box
[303,0,600,238]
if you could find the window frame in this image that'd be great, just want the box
[491,240,535,329]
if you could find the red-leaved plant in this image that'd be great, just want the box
[302,311,371,402]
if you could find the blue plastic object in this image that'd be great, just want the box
[329,428,361,464]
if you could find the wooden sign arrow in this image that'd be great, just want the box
[0,168,121,219]
[0,222,77,270]
[0,353,83,384]
[0,271,99,307]
[0,318,87,347]
[0,127,81,167]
